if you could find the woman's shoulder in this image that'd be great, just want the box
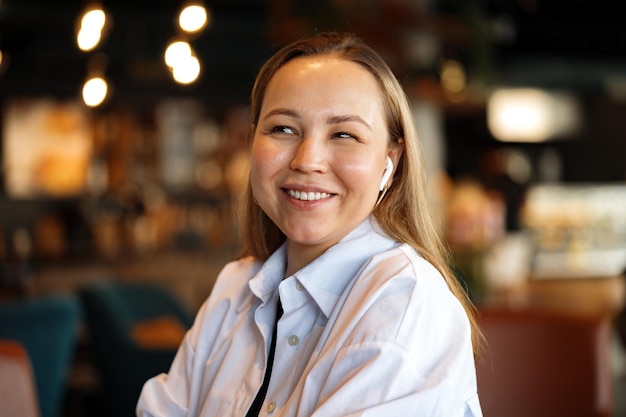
[335,243,469,348]
[221,255,262,275]
[192,257,262,326]
[210,256,262,292]
[355,244,463,314]
[366,243,444,285]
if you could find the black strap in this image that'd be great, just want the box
[245,300,283,417]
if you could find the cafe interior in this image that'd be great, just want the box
[1,0,626,416]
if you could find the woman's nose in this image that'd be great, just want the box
[289,137,327,173]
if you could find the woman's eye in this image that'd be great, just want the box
[334,131,357,140]
[271,126,295,135]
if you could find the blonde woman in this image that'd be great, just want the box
[138,32,482,417]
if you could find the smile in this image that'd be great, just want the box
[286,189,332,201]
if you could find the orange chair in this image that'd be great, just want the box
[476,308,613,417]
[0,339,40,417]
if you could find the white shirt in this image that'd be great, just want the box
[137,218,482,417]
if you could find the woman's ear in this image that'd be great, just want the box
[388,138,404,173]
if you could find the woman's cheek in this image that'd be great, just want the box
[250,140,283,201]
[251,140,272,178]
[340,158,380,191]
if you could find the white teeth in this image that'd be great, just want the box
[287,189,331,201]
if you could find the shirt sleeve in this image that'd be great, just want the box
[309,340,480,417]
[304,248,482,417]
[135,310,200,417]
[136,256,256,417]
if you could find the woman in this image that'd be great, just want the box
[137,32,482,417]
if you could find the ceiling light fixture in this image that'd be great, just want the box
[164,39,201,85]
[178,2,209,34]
[487,88,580,142]
[164,40,192,68]
[172,55,200,84]
[82,53,109,107]
[76,4,109,52]
[82,76,108,107]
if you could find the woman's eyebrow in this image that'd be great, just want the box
[263,108,301,119]
[262,110,372,132]
[327,115,372,131]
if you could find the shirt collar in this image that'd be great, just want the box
[293,217,398,318]
[248,217,399,316]
[248,243,287,303]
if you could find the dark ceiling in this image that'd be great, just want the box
[1,0,625,110]
[0,0,273,109]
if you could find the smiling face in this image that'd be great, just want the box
[251,54,400,274]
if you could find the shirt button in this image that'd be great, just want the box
[295,281,305,291]
[288,335,300,346]
[267,401,276,413]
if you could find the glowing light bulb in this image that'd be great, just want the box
[179,5,208,33]
[164,40,192,68]
[82,77,108,107]
[172,55,201,84]
[77,27,102,51]
[81,8,106,32]
[77,7,107,51]
[487,88,580,142]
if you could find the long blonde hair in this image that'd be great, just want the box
[239,32,482,352]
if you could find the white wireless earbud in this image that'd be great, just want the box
[380,156,393,191]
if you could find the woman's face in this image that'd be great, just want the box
[251,55,400,265]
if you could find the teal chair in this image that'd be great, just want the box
[0,295,81,417]
[79,280,194,417]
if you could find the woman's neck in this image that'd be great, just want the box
[285,240,334,277]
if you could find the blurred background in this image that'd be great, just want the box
[1,0,626,416]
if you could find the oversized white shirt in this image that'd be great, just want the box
[137,218,482,417]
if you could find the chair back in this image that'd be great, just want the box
[0,295,80,417]
[476,308,612,417]
[79,280,193,417]
[0,339,40,417]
